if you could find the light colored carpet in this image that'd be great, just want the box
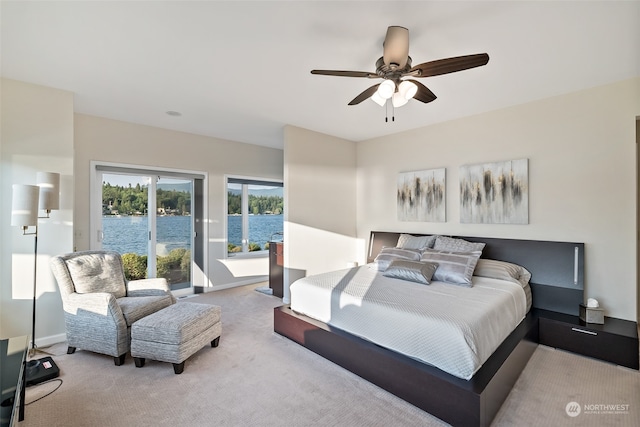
[22,284,639,427]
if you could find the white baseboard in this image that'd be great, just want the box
[197,276,269,293]
[35,333,67,348]
[172,287,195,298]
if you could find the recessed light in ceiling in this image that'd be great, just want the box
[166,111,182,117]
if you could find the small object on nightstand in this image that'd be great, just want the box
[579,303,604,324]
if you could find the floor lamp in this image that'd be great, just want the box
[11,172,60,384]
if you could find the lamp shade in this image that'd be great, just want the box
[398,80,418,100]
[370,91,386,107]
[392,92,409,108]
[36,172,60,211]
[377,80,396,99]
[11,184,40,227]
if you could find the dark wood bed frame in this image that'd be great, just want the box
[274,232,585,426]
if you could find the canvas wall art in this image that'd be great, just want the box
[459,158,528,224]
[397,168,446,222]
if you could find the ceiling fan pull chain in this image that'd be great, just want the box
[385,99,389,122]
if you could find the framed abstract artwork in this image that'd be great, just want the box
[459,158,528,224]
[397,168,446,222]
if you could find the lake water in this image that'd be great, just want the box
[228,214,284,249]
[102,214,283,255]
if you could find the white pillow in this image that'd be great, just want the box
[383,260,439,285]
[433,236,485,253]
[473,259,531,287]
[396,233,437,250]
[420,248,482,287]
[372,247,422,272]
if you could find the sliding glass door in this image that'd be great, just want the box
[155,176,193,290]
[97,172,194,290]
[101,173,152,280]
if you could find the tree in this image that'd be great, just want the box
[102,183,191,215]
[227,192,284,215]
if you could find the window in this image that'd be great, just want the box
[227,177,283,256]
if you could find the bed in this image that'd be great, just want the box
[290,264,530,380]
[274,232,584,426]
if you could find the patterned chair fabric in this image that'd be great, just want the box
[50,250,176,365]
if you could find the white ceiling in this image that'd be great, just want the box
[2,1,639,149]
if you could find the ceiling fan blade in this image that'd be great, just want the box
[382,26,409,68]
[409,53,489,78]
[348,84,381,105]
[408,80,437,104]
[311,70,377,78]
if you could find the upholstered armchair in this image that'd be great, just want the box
[50,250,176,365]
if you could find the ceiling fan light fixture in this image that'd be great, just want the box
[310,26,489,114]
[370,91,386,107]
[398,80,418,100]
[392,92,409,108]
[377,80,395,99]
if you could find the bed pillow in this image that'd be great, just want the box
[372,247,422,271]
[433,236,486,253]
[396,233,437,250]
[473,259,532,287]
[383,260,439,285]
[420,248,482,287]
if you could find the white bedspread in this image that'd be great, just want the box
[290,265,528,380]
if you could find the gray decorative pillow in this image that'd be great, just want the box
[420,248,482,287]
[433,236,486,253]
[383,260,439,285]
[473,259,532,287]
[372,247,422,271]
[66,252,127,297]
[396,234,437,250]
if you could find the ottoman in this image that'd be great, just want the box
[130,302,222,374]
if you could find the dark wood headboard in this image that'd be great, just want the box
[367,231,585,316]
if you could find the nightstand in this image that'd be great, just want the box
[537,309,639,370]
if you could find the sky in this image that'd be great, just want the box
[102,173,188,188]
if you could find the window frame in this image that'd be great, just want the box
[90,161,208,297]
[225,175,283,259]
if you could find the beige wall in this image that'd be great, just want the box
[1,78,74,342]
[2,79,283,344]
[3,75,637,347]
[357,78,640,321]
[282,125,358,302]
[74,114,284,290]
[637,117,640,323]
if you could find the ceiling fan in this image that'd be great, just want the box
[311,26,489,110]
